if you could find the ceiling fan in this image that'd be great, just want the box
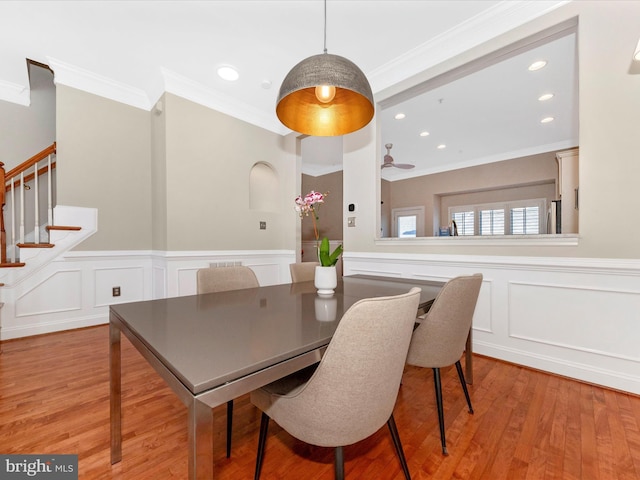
[381,143,415,169]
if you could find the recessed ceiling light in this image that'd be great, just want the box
[394,113,406,120]
[217,65,239,81]
[538,93,554,101]
[528,60,547,71]
[419,131,430,137]
[540,116,555,124]
[437,144,446,149]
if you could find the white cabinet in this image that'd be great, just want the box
[556,148,579,234]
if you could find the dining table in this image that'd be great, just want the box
[109,274,470,479]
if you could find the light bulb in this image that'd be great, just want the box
[315,85,336,103]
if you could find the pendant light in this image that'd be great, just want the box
[276,0,374,136]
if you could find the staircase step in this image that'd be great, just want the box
[17,243,55,248]
[0,262,26,268]
[46,225,81,231]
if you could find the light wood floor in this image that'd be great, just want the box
[1,325,639,479]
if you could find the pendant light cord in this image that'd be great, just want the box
[323,0,327,53]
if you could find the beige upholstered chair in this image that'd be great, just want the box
[289,262,320,283]
[251,288,421,480]
[196,265,259,458]
[197,265,259,295]
[406,273,482,455]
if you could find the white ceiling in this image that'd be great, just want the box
[379,30,578,181]
[0,0,573,178]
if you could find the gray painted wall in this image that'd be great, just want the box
[56,85,152,250]
[0,65,55,169]
[55,88,297,252]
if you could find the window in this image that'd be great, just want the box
[480,208,505,235]
[451,210,474,236]
[449,199,546,236]
[392,206,425,237]
[397,215,417,238]
[511,206,540,234]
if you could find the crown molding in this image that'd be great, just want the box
[382,139,579,182]
[160,68,287,135]
[46,57,152,110]
[369,1,571,94]
[0,78,29,106]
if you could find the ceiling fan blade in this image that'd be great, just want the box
[382,144,414,170]
[394,163,415,169]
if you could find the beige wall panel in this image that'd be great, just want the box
[163,94,296,251]
[151,95,168,251]
[301,171,343,242]
[56,85,152,250]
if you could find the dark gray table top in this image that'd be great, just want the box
[110,275,443,395]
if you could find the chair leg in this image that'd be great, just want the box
[334,446,344,480]
[455,360,474,414]
[432,368,448,455]
[226,400,233,458]
[254,413,270,480]
[387,414,411,480]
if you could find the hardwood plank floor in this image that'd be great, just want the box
[1,325,638,479]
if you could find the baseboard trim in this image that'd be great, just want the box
[1,314,107,341]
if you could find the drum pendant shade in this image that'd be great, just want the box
[276,53,374,136]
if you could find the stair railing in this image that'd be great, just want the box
[0,142,56,264]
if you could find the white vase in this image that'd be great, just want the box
[314,265,337,296]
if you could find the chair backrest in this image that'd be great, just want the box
[289,262,319,283]
[196,266,259,294]
[406,273,482,368]
[273,287,421,447]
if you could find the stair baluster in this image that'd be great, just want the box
[1,142,58,266]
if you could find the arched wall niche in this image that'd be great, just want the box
[249,162,279,212]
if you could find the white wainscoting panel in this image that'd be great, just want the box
[15,270,82,316]
[152,264,167,299]
[343,252,640,395]
[245,262,281,286]
[177,267,198,297]
[473,279,493,334]
[508,281,640,362]
[94,266,146,307]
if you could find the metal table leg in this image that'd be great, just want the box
[110,319,122,464]
[188,398,214,479]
